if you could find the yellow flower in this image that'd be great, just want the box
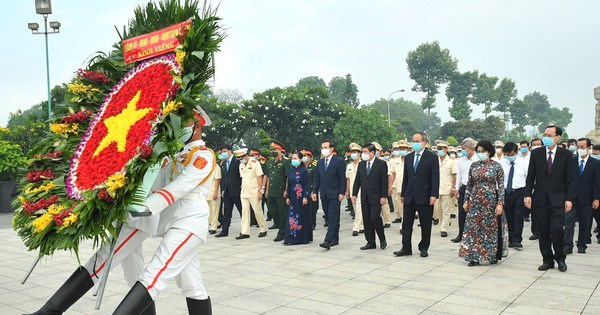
[27,182,57,194]
[18,196,27,204]
[67,82,100,94]
[47,204,65,214]
[106,172,127,191]
[163,100,183,116]
[32,213,53,233]
[50,123,79,135]
[175,50,186,69]
[62,212,79,227]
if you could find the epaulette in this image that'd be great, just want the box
[311,160,318,167]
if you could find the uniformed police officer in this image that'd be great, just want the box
[234,148,268,239]
[346,143,364,236]
[389,140,410,228]
[265,140,292,242]
[372,142,392,227]
[208,154,222,234]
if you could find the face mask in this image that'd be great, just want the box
[302,156,309,163]
[321,148,330,157]
[270,151,279,157]
[495,148,502,154]
[399,150,408,157]
[349,153,358,160]
[477,153,489,161]
[391,150,400,157]
[179,125,194,143]
[361,153,370,161]
[531,145,541,151]
[240,159,247,164]
[506,155,517,162]
[542,137,555,147]
[578,149,588,156]
[569,145,576,152]
[375,152,380,157]
[412,142,422,152]
[437,150,445,157]
[520,147,529,154]
[383,156,390,161]
[592,154,600,160]
[219,152,228,160]
[291,160,301,167]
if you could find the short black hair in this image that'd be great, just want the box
[220,144,233,151]
[545,125,563,136]
[578,138,592,148]
[593,145,600,151]
[363,143,376,152]
[531,138,542,146]
[519,140,529,146]
[291,150,304,159]
[503,142,518,154]
[322,140,335,148]
[558,142,567,149]
[476,140,495,158]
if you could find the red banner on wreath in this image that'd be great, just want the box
[122,20,191,64]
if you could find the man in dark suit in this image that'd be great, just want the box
[312,140,346,250]
[352,143,389,250]
[525,125,574,272]
[216,144,243,238]
[564,138,600,254]
[394,132,439,258]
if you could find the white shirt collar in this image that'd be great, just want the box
[579,155,589,164]
[546,146,557,155]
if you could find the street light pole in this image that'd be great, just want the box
[387,89,405,126]
[43,15,51,119]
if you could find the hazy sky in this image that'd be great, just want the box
[2,0,599,137]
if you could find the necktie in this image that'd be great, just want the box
[367,161,371,175]
[325,158,329,171]
[414,153,421,172]
[506,161,514,194]
[547,151,553,173]
[226,160,230,172]
[580,160,585,175]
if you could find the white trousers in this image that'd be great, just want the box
[392,187,403,219]
[434,194,454,232]
[241,196,267,234]
[352,195,364,232]
[208,198,220,230]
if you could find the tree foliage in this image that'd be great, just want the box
[440,116,506,142]
[296,76,327,90]
[445,70,478,120]
[328,74,360,108]
[366,98,441,140]
[333,107,399,151]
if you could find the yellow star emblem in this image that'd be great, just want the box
[93,90,151,157]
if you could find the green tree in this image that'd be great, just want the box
[406,41,458,119]
[199,95,253,149]
[523,91,550,129]
[0,140,27,181]
[445,70,479,120]
[328,73,360,107]
[333,107,399,151]
[509,98,530,133]
[447,136,458,146]
[439,116,505,142]
[296,76,327,90]
[471,73,498,118]
[366,98,441,140]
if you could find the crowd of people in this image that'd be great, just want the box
[210,125,600,272]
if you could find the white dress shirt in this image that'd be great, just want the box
[501,157,527,190]
[455,153,479,190]
[578,155,589,174]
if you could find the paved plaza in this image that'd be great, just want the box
[0,205,599,315]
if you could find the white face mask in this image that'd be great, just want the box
[361,153,370,161]
[350,153,358,161]
[321,148,331,157]
[179,125,194,143]
[240,159,247,164]
[302,156,309,163]
[495,148,502,154]
[578,148,588,157]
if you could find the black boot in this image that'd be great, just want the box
[113,281,153,315]
[26,266,94,315]
[186,297,212,315]
[141,301,156,315]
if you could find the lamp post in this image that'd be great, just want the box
[387,89,405,126]
[28,0,60,120]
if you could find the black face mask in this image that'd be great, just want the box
[270,151,279,157]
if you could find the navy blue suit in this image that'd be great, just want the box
[400,149,440,252]
[312,155,346,243]
[565,156,600,250]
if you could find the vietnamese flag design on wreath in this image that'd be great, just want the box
[66,53,181,199]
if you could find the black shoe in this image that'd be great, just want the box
[235,234,250,240]
[558,260,567,272]
[393,218,402,223]
[215,232,228,238]
[513,243,523,248]
[352,231,358,236]
[524,216,530,222]
[380,240,387,250]
[273,236,284,242]
[319,241,331,250]
[360,243,376,250]
[351,216,355,220]
[490,259,498,265]
[384,224,391,228]
[26,267,94,315]
[468,261,479,267]
[217,224,221,228]
[509,242,515,248]
[578,248,586,254]
[393,249,412,257]
[258,231,267,238]
[563,248,573,255]
[433,219,439,225]
[141,301,156,315]
[330,240,339,246]
[208,230,216,235]
[451,236,461,243]
[324,222,329,227]
[420,250,429,257]
[359,230,364,234]
[186,297,211,315]
[538,262,555,271]
[529,234,539,240]
[441,231,448,237]
[268,225,277,230]
[113,282,154,315]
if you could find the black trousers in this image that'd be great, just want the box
[534,202,566,263]
[457,185,467,238]
[565,202,592,250]
[591,209,600,241]
[221,190,242,234]
[401,201,433,251]
[504,188,525,244]
[388,196,395,212]
[362,200,386,245]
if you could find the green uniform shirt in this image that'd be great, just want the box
[267,157,291,198]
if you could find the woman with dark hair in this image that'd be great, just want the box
[284,151,313,244]
[459,140,509,266]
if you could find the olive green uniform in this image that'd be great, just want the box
[267,157,292,239]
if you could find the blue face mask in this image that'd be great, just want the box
[219,152,228,160]
[568,145,576,152]
[437,150,445,157]
[506,155,517,162]
[412,142,422,152]
[520,147,528,154]
[291,160,301,167]
[477,153,489,161]
[383,155,390,161]
[592,154,600,161]
[375,152,380,157]
[542,137,555,147]
[399,150,408,157]
[460,151,468,157]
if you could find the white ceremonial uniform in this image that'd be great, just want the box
[389,157,405,220]
[434,155,457,232]
[346,161,363,232]
[208,165,222,231]
[85,139,216,301]
[380,158,392,225]
[239,158,267,234]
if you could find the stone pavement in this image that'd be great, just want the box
[0,205,599,315]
